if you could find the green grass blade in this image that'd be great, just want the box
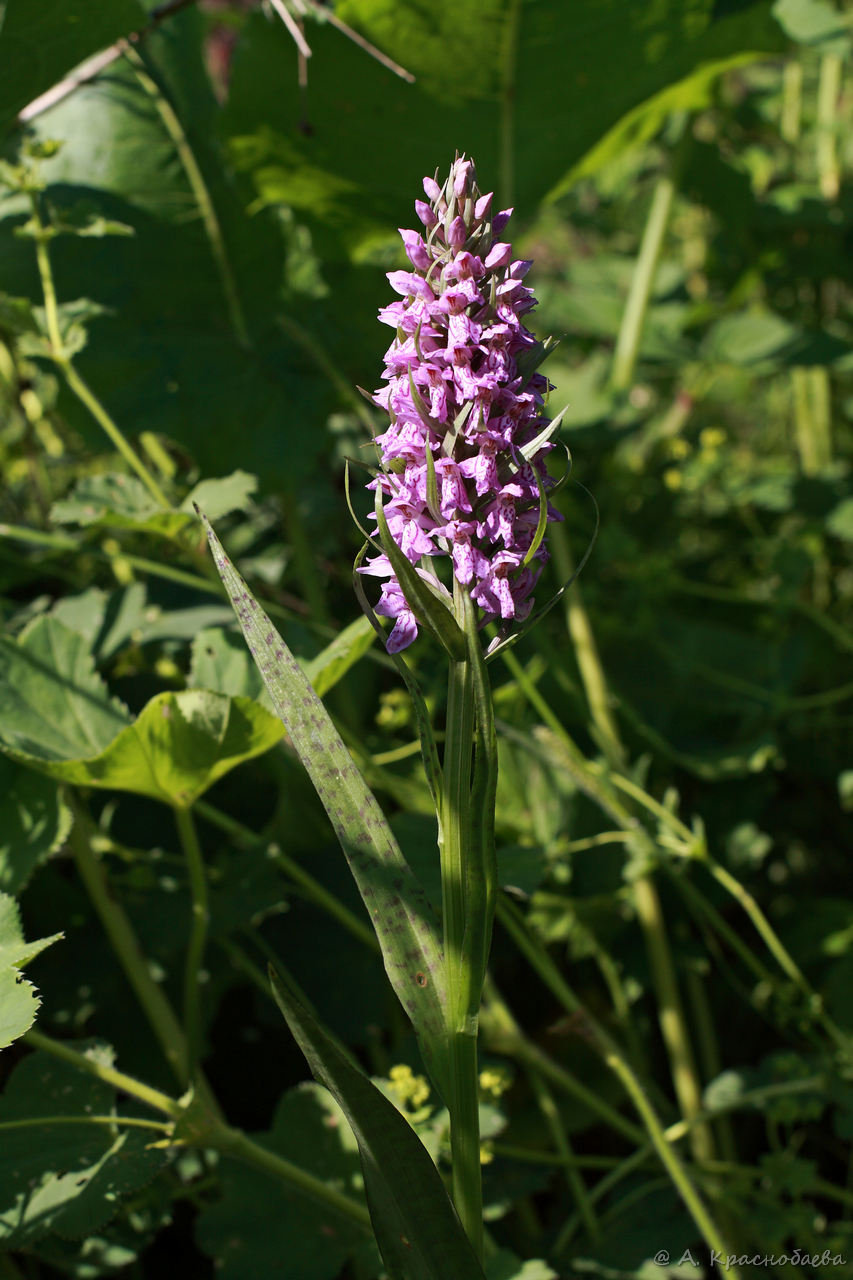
[197,509,449,1090]
[269,967,485,1280]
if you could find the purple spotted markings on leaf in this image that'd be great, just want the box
[358,155,563,653]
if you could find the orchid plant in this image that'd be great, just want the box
[200,155,571,1270]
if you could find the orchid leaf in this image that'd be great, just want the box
[270,967,485,1280]
[197,508,450,1092]
[374,489,467,661]
[522,469,550,569]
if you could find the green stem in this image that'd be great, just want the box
[0,1115,172,1134]
[29,197,170,508]
[816,52,842,201]
[529,1066,600,1241]
[24,1029,183,1119]
[549,523,624,763]
[23,1030,371,1230]
[632,875,715,1163]
[496,896,739,1277]
[792,365,832,475]
[481,977,645,1145]
[213,1124,372,1229]
[124,45,250,349]
[175,805,209,1079]
[706,858,848,1051]
[195,799,380,954]
[780,58,802,144]
[610,172,676,391]
[439,579,483,1257]
[67,803,191,1088]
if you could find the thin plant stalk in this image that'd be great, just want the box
[67,802,191,1089]
[439,579,483,1257]
[175,804,209,1079]
[792,365,832,475]
[528,1065,600,1241]
[816,52,842,201]
[24,1029,372,1230]
[781,57,803,144]
[496,897,740,1279]
[610,172,676,391]
[28,199,170,508]
[195,798,381,954]
[124,44,250,349]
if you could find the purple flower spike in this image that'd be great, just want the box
[358,155,563,653]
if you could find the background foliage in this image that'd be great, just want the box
[0,0,851,1277]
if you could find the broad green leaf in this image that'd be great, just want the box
[12,13,331,488]
[0,893,62,1050]
[0,616,131,762]
[0,757,72,893]
[198,510,449,1091]
[270,968,485,1280]
[0,0,145,135]
[181,471,259,522]
[195,1083,368,1280]
[703,310,848,367]
[51,472,193,539]
[223,1,784,259]
[190,626,269,702]
[0,1043,166,1246]
[773,0,851,51]
[11,689,284,809]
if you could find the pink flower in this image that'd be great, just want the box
[357,156,562,652]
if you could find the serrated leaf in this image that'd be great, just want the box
[0,617,131,763]
[197,510,449,1091]
[11,690,285,809]
[270,968,485,1280]
[0,756,72,893]
[0,892,62,1050]
[0,1044,166,1247]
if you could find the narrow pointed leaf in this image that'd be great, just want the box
[518,404,569,463]
[423,439,442,524]
[522,468,550,569]
[375,490,467,661]
[197,508,449,1091]
[269,967,485,1280]
[353,543,443,814]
